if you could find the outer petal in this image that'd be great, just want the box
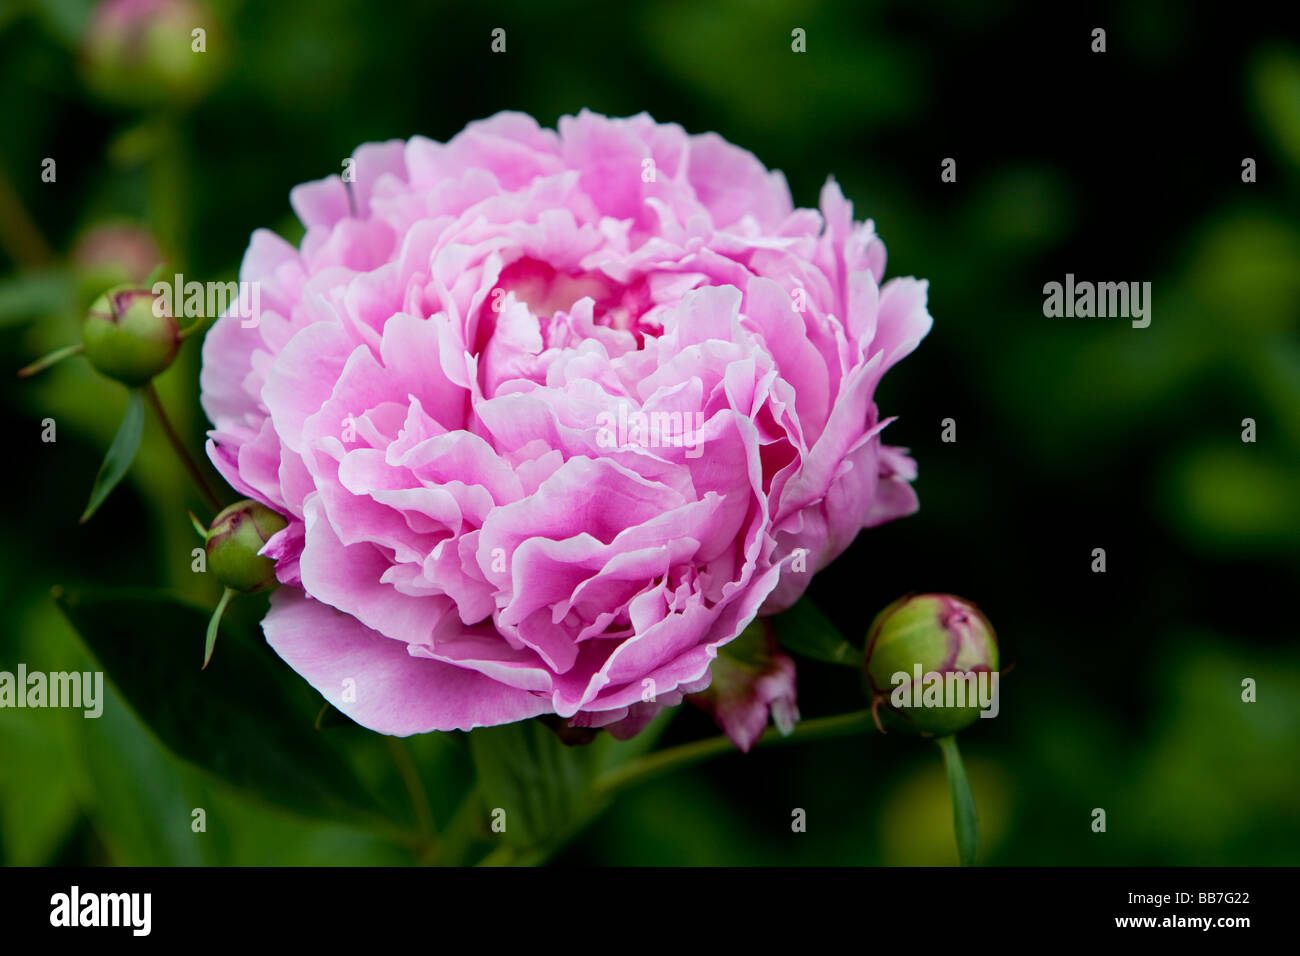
[262,588,550,734]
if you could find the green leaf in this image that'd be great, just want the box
[80,389,145,523]
[469,720,599,850]
[937,734,979,865]
[204,587,235,668]
[770,597,864,667]
[74,670,210,865]
[0,712,81,865]
[54,587,386,826]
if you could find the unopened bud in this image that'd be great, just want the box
[864,594,999,736]
[72,223,162,306]
[82,285,180,386]
[205,500,287,593]
[82,0,223,108]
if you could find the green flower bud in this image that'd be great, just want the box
[72,222,162,307]
[82,0,224,109]
[83,285,180,386]
[864,593,999,736]
[205,500,287,593]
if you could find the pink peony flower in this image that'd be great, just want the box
[200,111,931,745]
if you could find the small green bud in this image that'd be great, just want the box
[83,285,180,386]
[864,593,999,736]
[82,0,224,108]
[72,223,162,308]
[206,500,287,593]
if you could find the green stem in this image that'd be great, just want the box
[593,708,875,797]
[143,382,223,514]
[429,788,484,866]
[334,803,435,856]
[387,737,436,839]
[437,710,874,866]
[937,734,978,866]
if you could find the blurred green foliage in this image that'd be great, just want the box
[1,0,1297,865]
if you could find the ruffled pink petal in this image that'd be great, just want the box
[263,589,550,734]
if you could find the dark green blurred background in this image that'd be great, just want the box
[2,0,1298,865]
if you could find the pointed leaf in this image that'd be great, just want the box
[80,389,145,522]
[203,587,234,668]
[18,342,83,378]
[937,734,979,866]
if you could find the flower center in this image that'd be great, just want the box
[490,257,655,343]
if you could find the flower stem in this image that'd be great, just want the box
[387,737,436,839]
[427,788,483,866]
[593,708,875,797]
[937,734,978,866]
[430,710,874,866]
[143,382,222,514]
